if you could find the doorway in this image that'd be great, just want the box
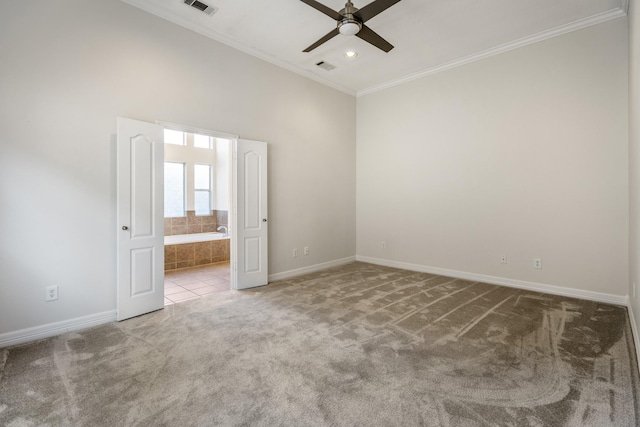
[117,117,268,320]
[162,126,234,305]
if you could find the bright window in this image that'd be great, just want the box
[194,134,212,149]
[164,129,185,146]
[164,162,185,217]
[194,164,211,216]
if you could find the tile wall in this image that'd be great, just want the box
[165,238,230,271]
[164,210,228,236]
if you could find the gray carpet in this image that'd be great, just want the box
[1,262,638,426]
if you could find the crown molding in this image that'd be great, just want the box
[121,0,627,100]
[120,0,357,97]
[357,7,627,97]
[619,0,630,14]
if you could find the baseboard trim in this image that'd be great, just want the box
[356,255,627,306]
[626,297,640,372]
[269,256,357,282]
[2,261,629,349]
[0,310,117,349]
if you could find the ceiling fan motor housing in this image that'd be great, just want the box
[338,1,362,35]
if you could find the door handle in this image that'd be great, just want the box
[262,219,267,222]
[122,226,129,230]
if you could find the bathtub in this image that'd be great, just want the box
[164,232,229,245]
[164,232,230,271]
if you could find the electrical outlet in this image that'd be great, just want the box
[293,248,298,258]
[303,246,309,255]
[46,285,58,302]
[534,258,542,269]
[381,241,386,249]
[500,254,507,264]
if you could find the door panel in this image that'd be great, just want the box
[245,237,261,273]
[131,248,154,295]
[131,135,154,237]
[244,151,260,229]
[117,117,164,321]
[232,139,268,290]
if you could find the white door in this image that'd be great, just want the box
[231,139,268,290]
[117,117,165,321]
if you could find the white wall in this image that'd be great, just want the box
[0,0,356,335]
[629,0,640,332]
[357,18,629,296]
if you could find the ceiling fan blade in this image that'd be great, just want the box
[299,0,343,21]
[356,24,394,52]
[354,0,402,23]
[303,28,340,52]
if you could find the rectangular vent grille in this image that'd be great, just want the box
[316,61,336,71]
[183,0,217,16]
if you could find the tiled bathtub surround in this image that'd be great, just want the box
[164,210,228,236]
[165,238,230,271]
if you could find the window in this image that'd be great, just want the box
[194,133,212,149]
[194,164,211,216]
[164,162,185,217]
[164,129,185,146]
[164,129,222,219]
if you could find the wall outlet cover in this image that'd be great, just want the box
[46,285,58,301]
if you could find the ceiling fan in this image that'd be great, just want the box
[300,0,402,53]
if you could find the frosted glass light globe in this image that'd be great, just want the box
[339,21,360,36]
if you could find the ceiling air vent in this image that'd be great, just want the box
[316,61,336,71]
[183,0,217,16]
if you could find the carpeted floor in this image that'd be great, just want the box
[1,262,638,426]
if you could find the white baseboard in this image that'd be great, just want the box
[626,297,640,372]
[2,260,632,353]
[269,256,356,282]
[0,310,117,349]
[356,255,628,306]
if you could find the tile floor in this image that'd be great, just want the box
[164,261,230,305]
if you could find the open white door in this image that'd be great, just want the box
[117,117,165,320]
[231,139,268,290]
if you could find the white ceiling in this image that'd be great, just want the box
[122,0,628,96]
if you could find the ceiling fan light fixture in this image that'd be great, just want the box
[338,19,361,36]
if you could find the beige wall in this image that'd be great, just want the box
[357,18,629,296]
[630,0,640,332]
[0,0,356,334]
